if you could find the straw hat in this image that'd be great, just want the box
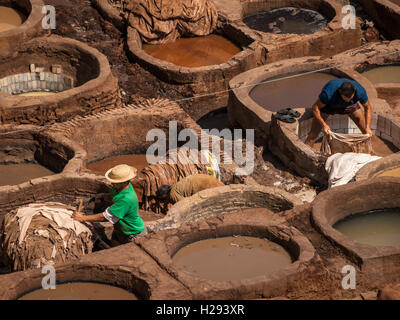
[105,164,137,183]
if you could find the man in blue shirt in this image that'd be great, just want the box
[305,79,373,147]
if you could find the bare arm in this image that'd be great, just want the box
[362,100,373,136]
[312,98,330,134]
[72,212,106,222]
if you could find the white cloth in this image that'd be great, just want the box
[10,202,92,244]
[103,208,119,224]
[325,152,381,188]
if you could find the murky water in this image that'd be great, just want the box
[18,92,57,96]
[19,282,138,300]
[0,6,25,33]
[361,66,400,84]
[250,72,337,112]
[143,34,241,68]
[376,167,400,177]
[172,236,292,281]
[334,208,400,246]
[87,154,149,175]
[0,163,54,186]
[243,7,328,34]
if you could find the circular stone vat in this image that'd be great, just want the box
[145,184,302,233]
[172,235,292,281]
[243,7,328,35]
[355,152,400,181]
[18,282,138,300]
[249,72,337,112]
[0,4,26,33]
[0,36,121,125]
[239,0,361,62]
[361,65,400,85]
[142,34,241,68]
[135,208,317,299]
[334,208,400,246]
[312,178,400,283]
[197,107,230,132]
[228,57,365,141]
[127,21,258,119]
[0,126,82,188]
[0,0,47,55]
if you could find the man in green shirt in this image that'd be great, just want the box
[72,164,147,245]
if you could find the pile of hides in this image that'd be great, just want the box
[125,0,218,44]
[325,152,381,188]
[321,131,373,155]
[0,202,93,272]
[137,148,217,210]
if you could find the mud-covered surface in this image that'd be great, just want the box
[251,149,318,203]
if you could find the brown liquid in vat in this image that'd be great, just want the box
[18,282,138,300]
[87,154,149,175]
[0,163,54,186]
[250,72,337,112]
[18,92,57,96]
[334,209,400,246]
[243,7,328,35]
[377,167,400,177]
[0,6,25,33]
[143,34,241,68]
[361,66,400,84]
[173,236,292,281]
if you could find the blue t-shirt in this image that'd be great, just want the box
[319,79,369,114]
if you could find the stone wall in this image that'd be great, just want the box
[0,72,73,95]
[357,0,400,39]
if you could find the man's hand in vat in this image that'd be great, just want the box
[365,127,373,137]
[72,211,86,222]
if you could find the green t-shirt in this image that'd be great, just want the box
[109,183,145,236]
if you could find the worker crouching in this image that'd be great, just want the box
[72,164,147,245]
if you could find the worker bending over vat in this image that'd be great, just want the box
[72,164,147,245]
[155,174,224,207]
[305,79,374,146]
